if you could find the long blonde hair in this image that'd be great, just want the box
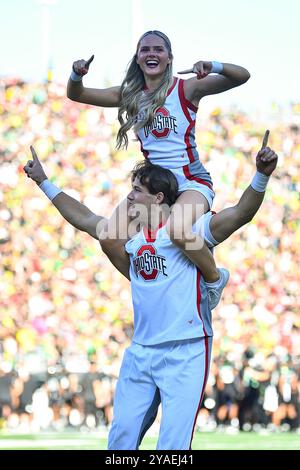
[116,30,174,149]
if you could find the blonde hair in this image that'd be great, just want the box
[116,30,174,149]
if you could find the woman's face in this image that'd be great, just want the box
[136,34,172,78]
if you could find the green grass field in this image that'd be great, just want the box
[0,431,299,450]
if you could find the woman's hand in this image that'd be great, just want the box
[178,61,213,80]
[72,54,94,77]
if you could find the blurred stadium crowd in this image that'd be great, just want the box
[0,78,299,434]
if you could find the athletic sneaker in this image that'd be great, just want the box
[206,268,230,309]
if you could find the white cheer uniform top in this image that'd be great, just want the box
[136,77,211,180]
[125,222,213,346]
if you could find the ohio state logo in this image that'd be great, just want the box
[133,244,168,281]
[144,107,178,139]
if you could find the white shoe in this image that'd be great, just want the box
[206,268,230,309]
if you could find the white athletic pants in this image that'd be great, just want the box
[108,336,212,450]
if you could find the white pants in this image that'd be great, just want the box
[108,336,213,450]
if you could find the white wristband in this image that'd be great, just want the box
[250,171,269,192]
[70,70,83,82]
[211,61,223,74]
[39,179,62,201]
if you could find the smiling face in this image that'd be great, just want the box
[136,33,172,78]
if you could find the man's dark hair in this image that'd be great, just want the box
[131,160,178,207]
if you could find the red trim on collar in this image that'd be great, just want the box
[143,221,166,242]
[167,77,177,96]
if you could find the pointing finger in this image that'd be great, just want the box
[261,130,270,149]
[30,146,38,161]
[177,68,194,74]
[85,54,94,67]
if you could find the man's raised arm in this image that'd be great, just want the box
[208,130,278,244]
[24,146,104,240]
[23,147,130,280]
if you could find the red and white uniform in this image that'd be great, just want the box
[136,77,214,206]
[108,222,213,450]
[125,222,212,345]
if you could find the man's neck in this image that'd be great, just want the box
[147,208,169,231]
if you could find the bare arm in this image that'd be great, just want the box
[179,61,250,105]
[209,185,265,244]
[210,132,278,244]
[67,55,121,107]
[67,80,121,107]
[23,147,130,279]
[51,192,105,240]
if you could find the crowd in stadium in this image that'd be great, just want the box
[0,78,299,433]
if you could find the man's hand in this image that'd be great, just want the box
[23,146,48,185]
[72,54,94,77]
[178,61,213,80]
[256,130,278,176]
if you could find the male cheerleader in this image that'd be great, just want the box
[23,131,277,449]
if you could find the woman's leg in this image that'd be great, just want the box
[166,190,219,282]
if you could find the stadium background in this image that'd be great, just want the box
[0,0,299,449]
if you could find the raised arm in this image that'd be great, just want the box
[179,60,250,105]
[209,131,278,244]
[23,147,130,279]
[67,55,121,107]
[24,146,104,239]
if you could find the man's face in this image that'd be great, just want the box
[127,177,159,223]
